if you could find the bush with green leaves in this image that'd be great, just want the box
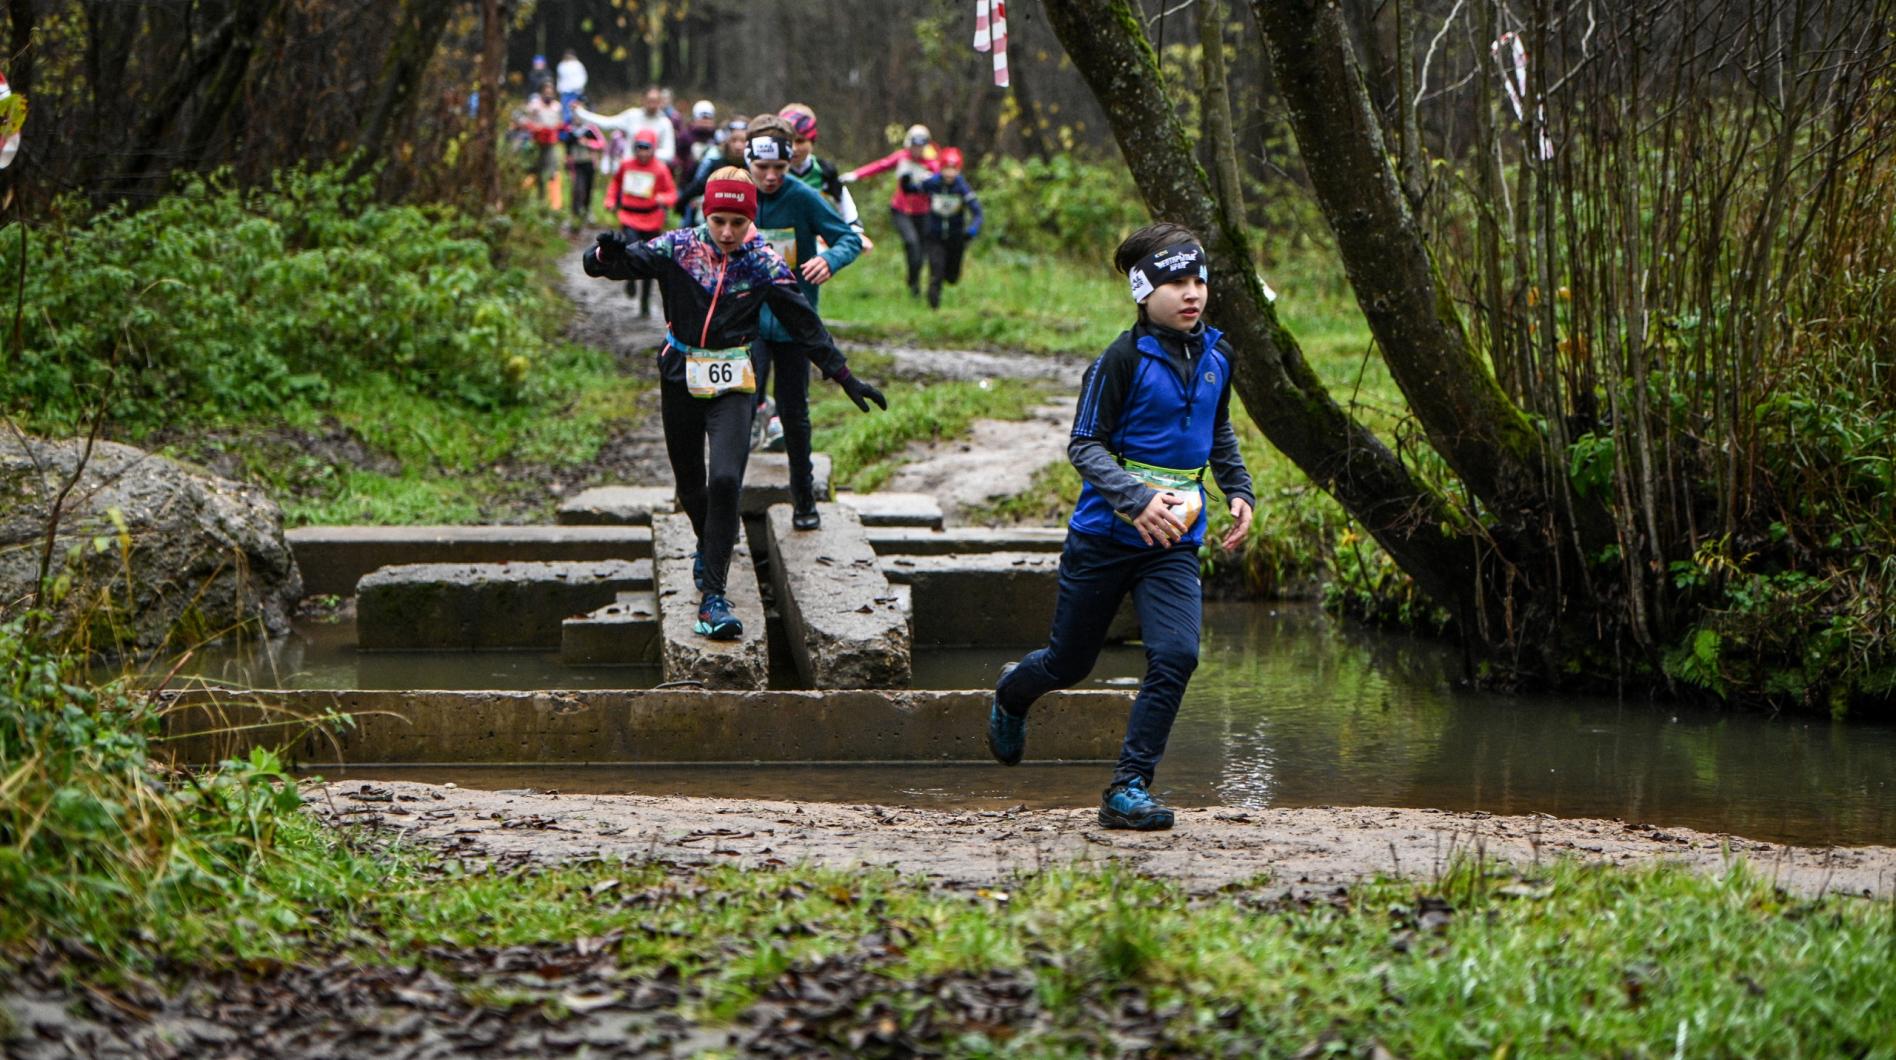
[978,154,1151,256]
[0,616,310,960]
[3,167,553,434]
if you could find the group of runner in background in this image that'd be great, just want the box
[516,64,982,318]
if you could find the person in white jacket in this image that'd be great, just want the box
[555,50,588,120]
[575,86,676,165]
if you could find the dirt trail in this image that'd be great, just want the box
[887,400,1074,521]
[315,781,1896,899]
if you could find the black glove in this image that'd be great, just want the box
[583,230,629,277]
[835,368,887,413]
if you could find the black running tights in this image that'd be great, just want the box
[660,378,755,595]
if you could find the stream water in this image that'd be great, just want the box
[178,603,1896,847]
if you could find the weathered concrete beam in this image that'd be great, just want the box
[764,503,910,688]
[652,514,768,689]
[866,526,1068,556]
[357,560,652,651]
[159,687,1133,764]
[288,525,653,597]
[556,486,677,526]
[740,453,833,515]
[834,491,945,529]
[881,552,1138,646]
[561,590,660,666]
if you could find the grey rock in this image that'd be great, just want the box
[356,559,651,651]
[0,436,301,650]
[764,502,911,688]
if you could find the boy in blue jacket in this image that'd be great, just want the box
[985,223,1255,830]
[744,113,864,528]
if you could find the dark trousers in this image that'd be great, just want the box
[889,208,926,292]
[996,530,1202,785]
[569,160,595,221]
[923,229,967,308]
[750,339,820,512]
[659,377,755,595]
[619,226,655,314]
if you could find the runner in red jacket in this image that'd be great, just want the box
[605,130,679,317]
[841,124,938,297]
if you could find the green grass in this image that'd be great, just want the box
[820,234,1129,356]
[810,378,1046,491]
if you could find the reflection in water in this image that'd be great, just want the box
[185,604,1896,846]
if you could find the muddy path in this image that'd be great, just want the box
[314,781,1896,900]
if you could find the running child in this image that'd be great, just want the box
[581,169,888,640]
[985,223,1255,830]
[743,114,864,526]
[677,117,749,225]
[901,145,982,309]
[841,124,938,297]
[604,128,678,317]
[777,103,869,250]
[565,120,607,230]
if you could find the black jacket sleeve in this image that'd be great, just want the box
[583,235,670,282]
[1067,339,1157,518]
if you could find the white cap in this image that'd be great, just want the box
[692,100,716,120]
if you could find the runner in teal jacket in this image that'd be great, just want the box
[747,117,864,526]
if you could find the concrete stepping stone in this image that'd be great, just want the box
[652,513,768,690]
[834,491,945,529]
[561,590,659,665]
[289,525,652,598]
[740,452,832,515]
[763,502,911,689]
[556,486,677,526]
[357,559,652,651]
[163,687,1136,764]
[865,526,1067,556]
[880,552,1137,647]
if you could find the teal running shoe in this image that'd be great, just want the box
[985,662,1025,766]
[1099,777,1174,831]
[694,592,742,640]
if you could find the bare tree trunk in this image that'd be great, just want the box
[1197,0,1245,230]
[350,0,456,182]
[475,0,510,207]
[1040,0,1480,625]
[1249,0,1609,547]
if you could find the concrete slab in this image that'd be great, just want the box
[866,526,1068,556]
[764,503,910,688]
[881,552,1138,646]
[561,590,660,665]
[556,486,677,526]
[160,687,1134,764]
[740,452,832,515]
[652,513,768,689]
[834,491,945,529]
[288,525,652,598]
[357,559,652,652]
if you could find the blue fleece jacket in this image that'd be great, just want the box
[754,178,863,345]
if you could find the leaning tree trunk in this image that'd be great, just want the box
[349,0,458,184]
[474,0,510,207]
[1039,0,1481,630]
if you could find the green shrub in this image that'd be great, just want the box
[978,155,1151,256]
[3,167,555,434]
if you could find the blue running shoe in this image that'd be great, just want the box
[1099,777,1174,831]
[985,662,1025,766]
[694,592,743,640]
[691,551,707,592]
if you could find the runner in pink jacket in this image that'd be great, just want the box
[842,124,939,296]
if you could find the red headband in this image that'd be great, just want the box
[703,178,756,221]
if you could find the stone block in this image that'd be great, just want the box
[740,452,832,515]
[357,559,652,651]
[288,525,652,597]
[652,513,768,689]
[160,687,1135,764]
[834,491,945,529]
[865,526,1068,556]
[881,552,1138,646]
[764,503,910,688]
[556,486,677,526]
[561,590,660,665]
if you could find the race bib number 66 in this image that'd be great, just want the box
[684,346,757,398]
